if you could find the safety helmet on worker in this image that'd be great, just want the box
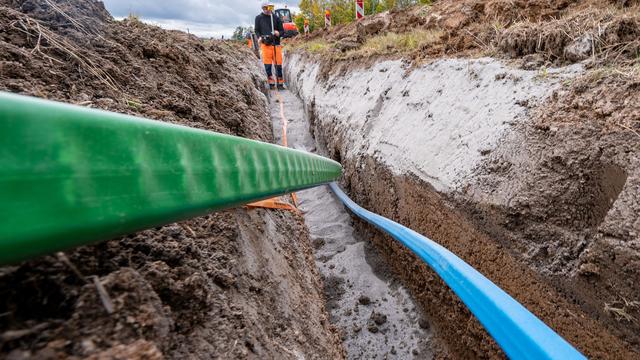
[261,2,275,10]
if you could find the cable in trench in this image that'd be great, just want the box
[275,89,298,206]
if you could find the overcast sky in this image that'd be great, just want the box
[102,0,300,38]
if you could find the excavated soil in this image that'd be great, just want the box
[0,0,343,358]
[0,0,269,138]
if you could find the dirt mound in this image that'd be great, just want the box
[0,0,344,358]
[0,1,269,139]
[498,9,640,63]
[534,69,640,131]
[4,0,111,34]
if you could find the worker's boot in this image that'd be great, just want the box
[276,78,285,90]
[268,76,276,89]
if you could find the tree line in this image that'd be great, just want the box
[295,0,432,33]
[231,26,253,41]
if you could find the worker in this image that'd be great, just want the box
[246,31,253,49]
[255,2,285,89]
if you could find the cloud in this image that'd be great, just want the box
[103,0,300,38]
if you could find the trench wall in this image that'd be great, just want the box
[285,53,638,358]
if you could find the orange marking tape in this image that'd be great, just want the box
[246,90,299,211]
[245,198,298,212]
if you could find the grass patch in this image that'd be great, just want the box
[287,39,330,55]
[307,41,329,54]
[125,98,143,110]
[126,12,141,23]
[604,298,639,323]
[346,30,442,58]
[289,30,442,59]
[583,64,640,83]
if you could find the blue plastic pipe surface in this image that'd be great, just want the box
[328,182,585,360]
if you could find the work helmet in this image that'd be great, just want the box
[261,2,274,9]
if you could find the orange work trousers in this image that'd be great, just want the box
[261,43,283,66]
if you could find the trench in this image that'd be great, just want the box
[269,90,434,359]
[280,54,639,359]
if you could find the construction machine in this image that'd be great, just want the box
[274,7,298,38]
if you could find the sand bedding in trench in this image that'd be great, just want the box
[0,0,344,358]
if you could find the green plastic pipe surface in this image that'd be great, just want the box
[0,92,342,264]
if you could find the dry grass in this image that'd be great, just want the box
[345,29,442,58]
[584,63,640,82]
[497,5,640,65]
[6,8,120,92]
[17,24,119,91]
[604,298,640,323]
[286,39,330,55]
[127,13,141,22]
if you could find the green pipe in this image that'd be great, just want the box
[0,92,342,264]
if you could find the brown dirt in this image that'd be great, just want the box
[310,133,637,359]
[288,0,640,79]
[460,70,640,351]
[1,211,344,359]
[0,0,344,358]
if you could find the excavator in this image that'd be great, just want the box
[274,7,298,38]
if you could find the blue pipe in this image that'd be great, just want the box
[328,182,585,360]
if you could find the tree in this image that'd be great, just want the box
[311,1,326,29]
[331,0,355,25]
[231,26,246,41]
[294,13,306,33]
[298,0,321,32]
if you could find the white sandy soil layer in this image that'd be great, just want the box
[286,55,582,192]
